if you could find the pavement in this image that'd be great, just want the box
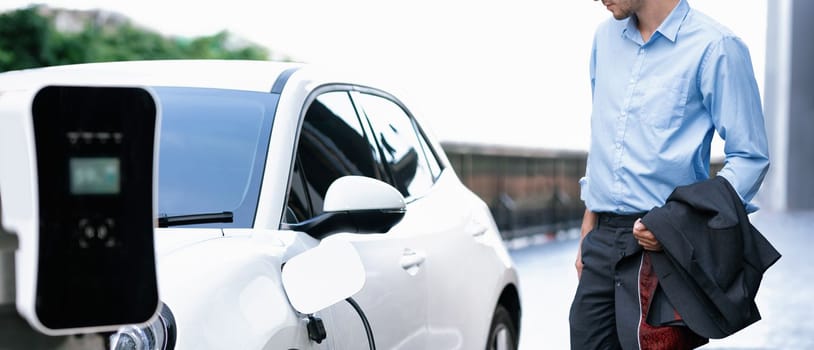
[508,209,814,350]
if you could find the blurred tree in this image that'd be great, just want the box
[0,5,272,72]
[0,7,57,70]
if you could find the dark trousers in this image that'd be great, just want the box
[569,213,707,350]
[569,213,645,350]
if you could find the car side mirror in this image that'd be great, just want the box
[282,176,406,238]
[281,239,365,314]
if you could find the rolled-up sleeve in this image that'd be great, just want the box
[700,36,770,211]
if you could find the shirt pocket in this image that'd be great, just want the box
[640,77,690,130]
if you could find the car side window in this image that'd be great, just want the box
[292,91,383,219]
[355,93,434,198]
[415,126,444,180]
[284,156,311,223]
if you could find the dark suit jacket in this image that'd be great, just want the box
[641,176,781,339]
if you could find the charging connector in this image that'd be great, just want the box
[306,315,327,344]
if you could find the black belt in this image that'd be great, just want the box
[596,212,647,229]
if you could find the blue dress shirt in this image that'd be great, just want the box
[580,0,770,214]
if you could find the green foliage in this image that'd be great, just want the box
[0,7,56,71]
[0,5,271,72]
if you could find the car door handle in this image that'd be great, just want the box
[400,249,425,276]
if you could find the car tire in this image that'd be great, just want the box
[485,304,518,350]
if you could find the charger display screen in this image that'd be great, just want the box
[69,157,121,195]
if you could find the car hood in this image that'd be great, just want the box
[153,228,224,258]
[153,228,318,262]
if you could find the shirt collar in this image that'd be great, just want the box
[622,0,690,44]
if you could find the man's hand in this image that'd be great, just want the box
[575,242,584,279]
[576,210,597,279]
[633,218,662,251]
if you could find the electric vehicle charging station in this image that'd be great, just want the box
[0,85,160,340]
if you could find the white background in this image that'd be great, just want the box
[1,1,767,152]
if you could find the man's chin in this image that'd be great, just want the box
[611,11,632,20]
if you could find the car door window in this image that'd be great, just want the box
[415,126,443,180]
[355,93,434,198]
[284,156,312,223]
[293,91,383,219]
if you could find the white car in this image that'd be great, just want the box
[0,60,521,350]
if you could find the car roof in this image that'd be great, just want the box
[0,59,304,93]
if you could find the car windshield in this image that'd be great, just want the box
[154,87,277,228]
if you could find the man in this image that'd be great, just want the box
[570,0,770,349]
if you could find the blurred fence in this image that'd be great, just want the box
[442,141,726,241]
[442,142,587,240]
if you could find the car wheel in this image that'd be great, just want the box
[485,305,518,350]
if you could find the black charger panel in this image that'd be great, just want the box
[32,86,158,330]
